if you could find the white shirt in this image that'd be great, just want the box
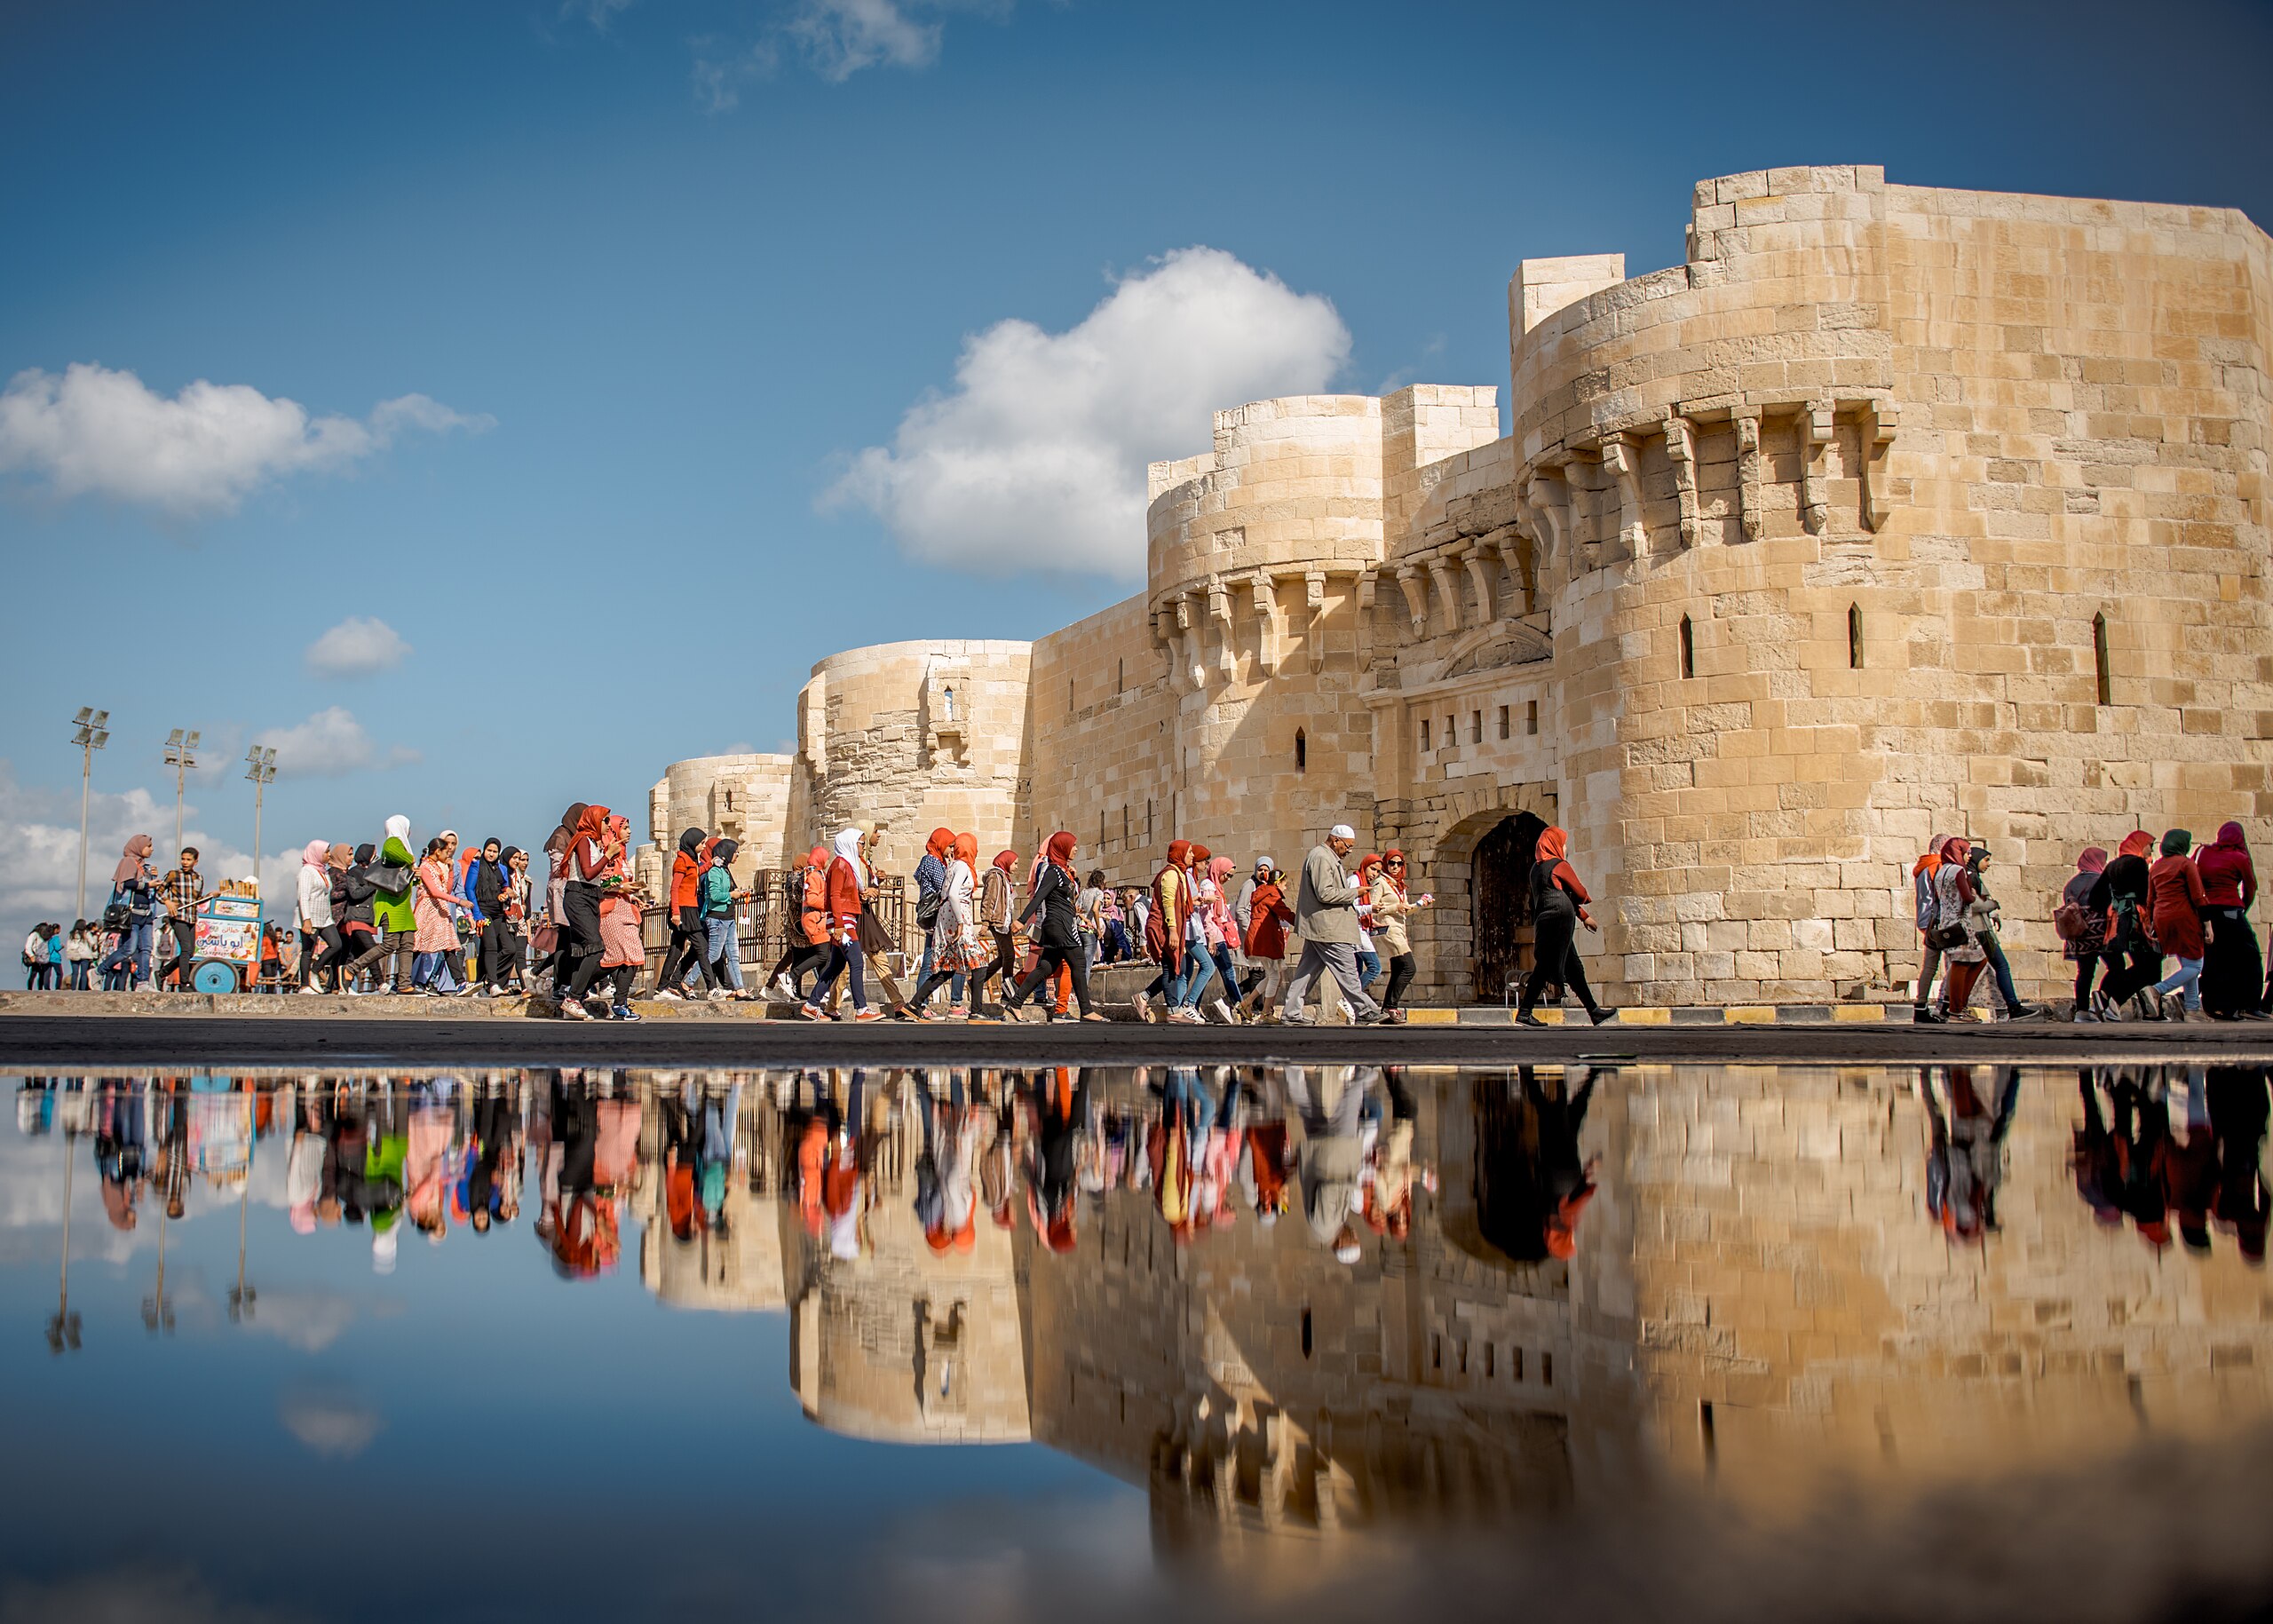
[297,863,335,929]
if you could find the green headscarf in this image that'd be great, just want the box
[2161,828,2192,858]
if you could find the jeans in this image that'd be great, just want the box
[413,950,459,991]
[1357,948,1381,987]
[103,917,155,987]
[1178,949,1216,1010]
[1981,931,2023,1011]
[69,961,91,991]
[807,936,867,1012]
[2153,955,2204,1010]
[704,915,742,990]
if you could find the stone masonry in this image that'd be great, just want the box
[647,166,2273,1009]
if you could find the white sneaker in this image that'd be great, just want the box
[655,988,683,1002]
[1130,991,1152,1024]
[707,988,733,1002]
[557,997,591,1021]
[297,985,322,996]
[769,975,796,1002]
[1210,998,1236,1026]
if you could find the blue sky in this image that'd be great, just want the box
[2,0,2269,942]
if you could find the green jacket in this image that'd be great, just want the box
[371,836,417,935]
[701,865,735,918]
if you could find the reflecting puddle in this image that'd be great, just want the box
[3,1063,2269,1623]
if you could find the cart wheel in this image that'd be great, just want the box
[191,959,243,994]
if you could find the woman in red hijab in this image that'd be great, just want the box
[1518,828,1616,1027]
[966,850,1022,1017]
[551,804,612,1019]
[1136,839,1192,1024]
[2060,847,2112,1023]
[2196,822,2266,1019]
[1002,832,1106,1021]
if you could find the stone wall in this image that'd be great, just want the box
[645,166,2273,1008]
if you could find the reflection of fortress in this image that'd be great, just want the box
[639,1066,2273,1550]
[644,165,2273,1008]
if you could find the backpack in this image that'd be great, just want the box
[2052,899,2094,942]
[915,881,944,931]
[1912,868,1936,931]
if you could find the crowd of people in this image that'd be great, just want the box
[52,807,1472,1024]
[1908,824,2271,1024]
[37,812,2273,1025]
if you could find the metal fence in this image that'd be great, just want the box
[640,872,915,980]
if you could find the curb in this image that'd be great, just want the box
[1405,1004,1995,1027]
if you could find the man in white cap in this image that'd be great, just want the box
[1281,825,1383,1025]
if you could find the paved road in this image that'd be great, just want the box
[2,1014,2269,1068]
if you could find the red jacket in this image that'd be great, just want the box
[2148,854,2208,960]
[669,852,702,912]
[826,857,864,934]
[1244,880,1295,961]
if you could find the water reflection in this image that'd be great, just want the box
[5,1061,2273,1620]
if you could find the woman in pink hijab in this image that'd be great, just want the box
[296,839,341,993]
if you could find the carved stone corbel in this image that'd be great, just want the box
[1252,574,1279,676]
[1425,556,1462,636]
[1734,411,1762,541]
[1172,593,1202,690]
[1395,566,1429,636]
[1800,400,1834,535]
[1523,474,1565,572]
[1206,578,1234,680]
[1665,413,1699,547]
[1304,570,1327,672]
[1860,398,1898,532]
[1461,545,1497,623]
[1603,433,1644,557]
[1152,607,1184,693]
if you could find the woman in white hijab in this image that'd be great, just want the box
[799,828,882,1021]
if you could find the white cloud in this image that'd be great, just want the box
[278,1388,383,1458]
[693,0,1005,107]
[565,0,636,28]
[0,363,492,517]
[252,707,417,779]
[0,761,313,951]
[304,616,411,678]
[826,247,1350,581]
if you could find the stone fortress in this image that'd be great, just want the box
[643,164,2273,1009]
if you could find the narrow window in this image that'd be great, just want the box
[1116,657,1124,694]
[1541,1351,1554,1387]
[1419,718,1431,752]
[1497,705,1510,741]
[1679,614,1695,679]
[1121,806,1129,845]
[1485,1343,1496,1379]
[1068,677,1075,714]
[1295,728,1307,772]
[1511,1346,1524,1382]
[1301,1310,1314,1359]
[1458,1341,1469,1375]
[1430,1333,1442,1371]
[1525,700,1539,736]
[1470,709,1482,743]
[1445,715,1457,754]
[2094,612,2111,704]
[1847,603,1864,669]
[1145,799,1153,842]
[1700,1400,1717,1471]
[1100,810,1106,848]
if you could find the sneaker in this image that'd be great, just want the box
[655,988,683,1002]
[558,997,591,1021]
[2003,1002,2042,1021]
[297,985,322,996]
[1130,991,1152,1024]
[798,1004,829,1021]
[2167,1001,2190,1023]
[853,1010,884,1022]
[769,975,796,1002]
[1210,999,1236,1026]
[2071,1007,2100,1023]
[612,1004,641,1022]
[707,988,733,1003]
[1912,1006,1945,1025]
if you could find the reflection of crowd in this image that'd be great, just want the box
[2071,1066,2269,1260]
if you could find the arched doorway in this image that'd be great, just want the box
[1470,812,1548,1004]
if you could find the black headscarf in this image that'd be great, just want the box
[678,827,707,856]
[352,843,376,867]
[713,838,739,866]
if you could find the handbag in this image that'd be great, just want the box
[856,904,895,957]
[1926,921,1968,951]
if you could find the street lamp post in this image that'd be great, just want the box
[244,748,276,897]
[162,729,201,856]
[69,709,109,921]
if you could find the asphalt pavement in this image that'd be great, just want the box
[2,1012,2269,1068]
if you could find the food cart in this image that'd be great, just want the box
[186,883,263,994]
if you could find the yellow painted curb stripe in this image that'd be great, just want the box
[1833,1004,1889,1022]
[1616,1007,1672,1025]
[1725,1005,1777,1024]
[1406,1008,1458,1026]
